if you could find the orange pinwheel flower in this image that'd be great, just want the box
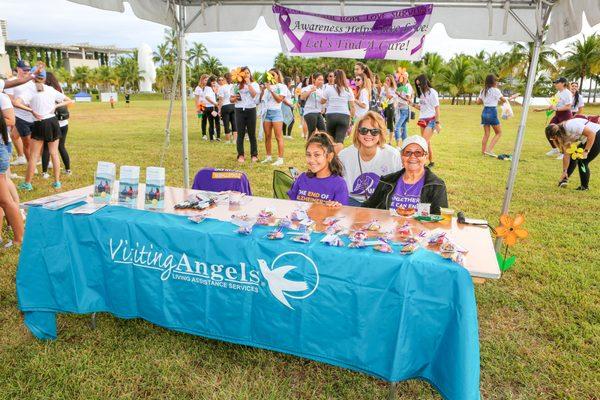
[495,214,528,247]
[231,67,244,83]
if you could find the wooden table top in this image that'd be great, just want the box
[26,184,501,280]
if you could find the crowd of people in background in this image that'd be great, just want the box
[190,59,597,210]
[0,60,73,247]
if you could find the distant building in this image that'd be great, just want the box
[0,20,132,76]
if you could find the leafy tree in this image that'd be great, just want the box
[187,42,208,67]
[73,66,92,91]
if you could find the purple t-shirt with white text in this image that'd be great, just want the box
[288,173,349,205]
[390,175,425,210]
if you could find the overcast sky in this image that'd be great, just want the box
[1,0,599,72]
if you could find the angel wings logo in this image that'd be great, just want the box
[258,252,319,310]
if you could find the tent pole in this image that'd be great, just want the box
[494,37,542,252]
[178,3,190,189]
[160,52,180,167]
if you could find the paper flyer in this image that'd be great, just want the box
[118,165,140,207]
[93,161,116,203]
[145,166,165,210]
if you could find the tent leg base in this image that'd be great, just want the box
[387,382,397,400]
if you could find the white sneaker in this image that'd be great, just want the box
[271,158,284,166]
[546,148,560,156]
[260,156,273,164]
[10,173,19,179]
[42,172,50,179]
[556,154,564,160]
[10,156,26,166]
[65,170,72,176]
[484,151,497,157]
[202,135,208,141]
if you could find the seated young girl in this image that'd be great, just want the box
[288,132,349,206]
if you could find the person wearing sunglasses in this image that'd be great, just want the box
[338,112,401,207]
[362,135,448,214]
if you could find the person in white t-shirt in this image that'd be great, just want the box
[230,66,260,163]
[338,111,402,206]
[10,60,40,165]
[193,75,209,140]
[218,74,237,144]
[535,77,573,157]
[546,118,599,190]
[321,69,355,153]
[16,72,73,191]
[476,74,510,156]
[403,74,439,167]
[353,73,371,120]
[394,71,413,147]
[381,75,397,143]
[259,68,289,166]
[203,76,220,141]
[300,72,326,135]
[570,82,585,115]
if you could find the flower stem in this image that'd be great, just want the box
[503,245,509,269]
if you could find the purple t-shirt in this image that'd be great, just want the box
[288,173,349,205]
[390,175,425,210]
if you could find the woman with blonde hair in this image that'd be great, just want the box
[338,111,402,206]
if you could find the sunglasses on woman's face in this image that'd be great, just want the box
[358,127,381,136]
[401,150,426,158]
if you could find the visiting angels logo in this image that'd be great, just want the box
[108,239,319,310]
[258,252,320,310]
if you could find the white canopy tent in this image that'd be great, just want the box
[69,0,599,255]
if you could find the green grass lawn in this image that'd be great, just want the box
[1,100,598,399]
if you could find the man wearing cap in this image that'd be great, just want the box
[8,60,39,165]
[362,135,448,215]
[535,76,573,158]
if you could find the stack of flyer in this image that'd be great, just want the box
[145,167,165,210]
[24,194,88,210]
[93,161,116,203]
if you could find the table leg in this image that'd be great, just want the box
[388,382,397,400]
[90,313,97,330]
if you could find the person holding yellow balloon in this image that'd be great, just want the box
[534,77,573,159]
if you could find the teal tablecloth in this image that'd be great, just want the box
[17,205,480,400]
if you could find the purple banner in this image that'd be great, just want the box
[272,4,434,60]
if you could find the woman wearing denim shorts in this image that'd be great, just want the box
[260,68,289,167]
[476,74,509,156]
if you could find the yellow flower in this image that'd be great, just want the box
[566,143,584,160]
[265,72,277,85]
[495,214,528,247]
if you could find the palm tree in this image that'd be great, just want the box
[418,52,445,84]
[501,42,559,81]
[440,54,473,104]
[200,56,226,76]
[163,28,179,64]
[95,65,117,92]
[187,42,208,67]
[73,66,92,91]
[53,67,73,91]
[153,43,170,67]
[114,56,141,91]
[562,34,600,98]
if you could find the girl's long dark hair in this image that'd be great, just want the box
[355,61,373,83]
[305,132,344,177]
[571,82,580,111]
[414,74,431,98]
[0,112,7,145]
[484,74,496,97]
[45,71,63,93]
[334,69,349,95]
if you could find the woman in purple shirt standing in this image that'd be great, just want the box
[288,132,349,206]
